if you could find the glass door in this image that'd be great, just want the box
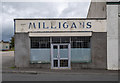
[51,44,71,69]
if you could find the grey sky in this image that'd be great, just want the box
[1,1,90,41]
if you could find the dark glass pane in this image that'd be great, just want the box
[31,41,39,48]
[71,37,91,48]
[53,45,58,49]
[52,37,60,43]
[61,37,70,43]
[60,45,68,49]
[60,60,68,67]
[76,42,81,48]
[31,37,50,48]
[71,42,76,48]
[54,60,58,67]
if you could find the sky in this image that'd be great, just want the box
[1,0,91,41]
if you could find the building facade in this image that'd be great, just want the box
[87,0,120,70]
[14,19,107,69]
[0,40,10,51]
[14,1,119,70]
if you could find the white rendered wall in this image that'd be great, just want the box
[107,5,119,70]
[118,5,120,70]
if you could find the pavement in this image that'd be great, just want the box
[2,51,14,68]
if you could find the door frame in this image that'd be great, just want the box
[51,43,71,69]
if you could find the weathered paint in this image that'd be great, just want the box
[15,19,106,33]
[107,5,119,70]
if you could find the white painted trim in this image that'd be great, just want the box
[29,32,92,37]
[51,44,53,69]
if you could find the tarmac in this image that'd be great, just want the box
[2,67,119,75]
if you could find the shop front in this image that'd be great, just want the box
[14,18,107,69]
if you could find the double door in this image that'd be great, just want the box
[51,44,71,69]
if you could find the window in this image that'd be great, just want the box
[31,37,50,48]
[71,37,90,48]
[31,37,90,48]
[30,36,91,63]
[52,37,70,43]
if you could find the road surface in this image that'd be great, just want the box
[2,72,118,81]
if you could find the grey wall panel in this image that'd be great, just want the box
[15,33,30,67]
[90,32,107,69]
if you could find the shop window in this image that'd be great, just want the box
[52,37,60,43]
[31,37,90,48]
[61,37,70,43]
[31,37,50,48]
[60,45,68,49]
[71,37,90,48]
[52,37,70,43]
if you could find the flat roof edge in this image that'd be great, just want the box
[14,18,106,20]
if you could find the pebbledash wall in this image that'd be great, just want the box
[14,18,107,69]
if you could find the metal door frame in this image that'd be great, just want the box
[51,43,71,69]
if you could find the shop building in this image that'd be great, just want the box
[14,19,107,69]
[87,0,120,70]
[14,0,119,70]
